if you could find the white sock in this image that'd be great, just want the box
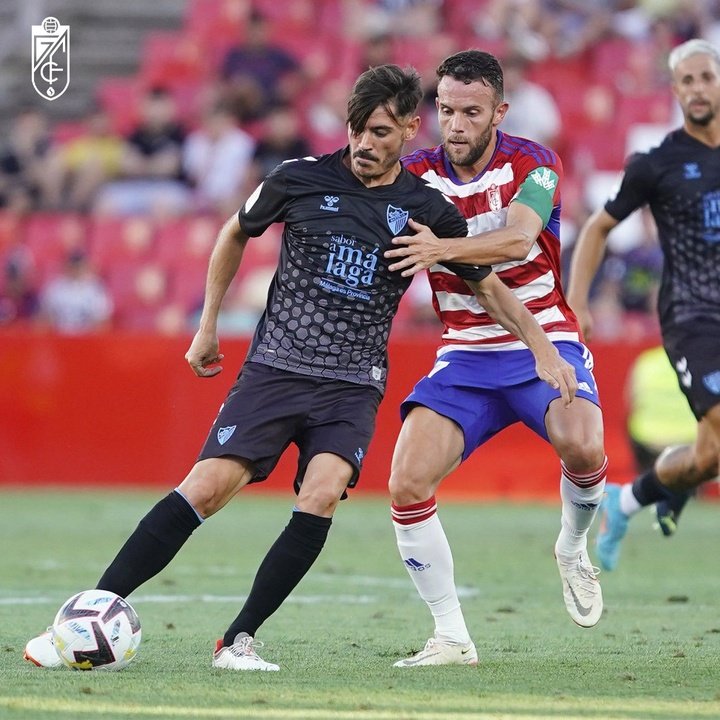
[391,497,471,644]
[556,457,608,558]
[620,483,642,516]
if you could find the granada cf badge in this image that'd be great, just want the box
[32,17,70,101]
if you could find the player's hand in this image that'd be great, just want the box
[185,331,224,378]
[384,218,447,277]
[535,352,577,407]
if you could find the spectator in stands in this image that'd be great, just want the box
[94,87,190,216]
[220,10,304,122]
[344,0,442,39]
[42,107,123,212]
[38,249,113,334]
[307,78,352,155]
[182,101,255,216]
[249,104,311,185]
[0,108,52,212]
[500,52,562,147]
[0,250,38,326]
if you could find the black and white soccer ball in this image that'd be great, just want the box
[51,589,142,671]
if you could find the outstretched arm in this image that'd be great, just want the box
[385,202,543,276]
[468,273,577,407]
[185,215,250,378]
[566,208,619,342]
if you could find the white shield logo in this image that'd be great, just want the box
[32,17,70,101]
[217,425,237,445]
[386,205,409,235]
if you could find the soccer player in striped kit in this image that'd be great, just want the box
[385,50,609,666]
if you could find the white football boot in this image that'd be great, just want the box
[24,629,63,668]
[212,633,279,671]
[393,636,478,667]
[555,546,603,627]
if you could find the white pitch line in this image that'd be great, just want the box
[0,697,643,720]
[0,593,377,606]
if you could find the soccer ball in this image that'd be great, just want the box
[51,589,142,671]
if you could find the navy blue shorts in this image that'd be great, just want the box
[401,342,601,461]
[663,319,720,420]
[198,362,382,494]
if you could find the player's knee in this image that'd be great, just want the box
[295,482,343,517]
[388,469,433,505]
[179,475,227,517]
[178,460,247,518]
[556,434,606,475]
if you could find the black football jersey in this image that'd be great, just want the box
[238,147,487,392]
[605,129,720,329]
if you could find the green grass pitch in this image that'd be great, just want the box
[1,488,718,719]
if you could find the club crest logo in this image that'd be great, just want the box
[386,205,408,235]
[217,425,237,445]
[487,183,502,213]
[32,17,70,101]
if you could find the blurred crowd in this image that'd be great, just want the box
[2,0,718,337]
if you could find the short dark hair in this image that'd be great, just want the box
[347,64,422,134]
[436,50,504,101]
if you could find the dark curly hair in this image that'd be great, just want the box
[436,50,504,101]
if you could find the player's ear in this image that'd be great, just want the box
[494,101,509,127]
[404,115,421,141]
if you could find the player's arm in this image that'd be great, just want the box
[185,215,250,378]
[468,273,577,406]
[566,208,619,342]
[386,194,544,275]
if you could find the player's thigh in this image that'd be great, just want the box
[389,405,464,502]
[178,456,255,518]
[295,453,356,517]
[294,380,381,500]
[199,363,308,484]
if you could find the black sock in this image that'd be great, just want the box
[96,490,202,598]
[631,469,686,507]
[222,511,332,645]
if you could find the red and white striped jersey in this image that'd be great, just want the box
[403,131,580,353]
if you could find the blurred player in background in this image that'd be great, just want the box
[25,64,574,672]
[382,50,607,667]
[568,39,720,571]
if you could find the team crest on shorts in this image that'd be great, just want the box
[386,205,408,235]
[217,425,237,445]
[702,370,720,395]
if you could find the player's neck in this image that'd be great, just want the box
[449,134,498,183]
[683,120,720,148]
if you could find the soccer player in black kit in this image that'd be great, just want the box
[25,65,576,671]
[568,39,720,571]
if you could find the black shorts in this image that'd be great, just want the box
[197,362,382,494]
[663,319,720,420]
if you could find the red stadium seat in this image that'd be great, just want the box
[139,32,208,90]
[96,78,142,135]
[89,216,158,275]
[23,214,90,283]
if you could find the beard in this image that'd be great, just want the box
[687,106,716,127]
[442,120,494,167]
